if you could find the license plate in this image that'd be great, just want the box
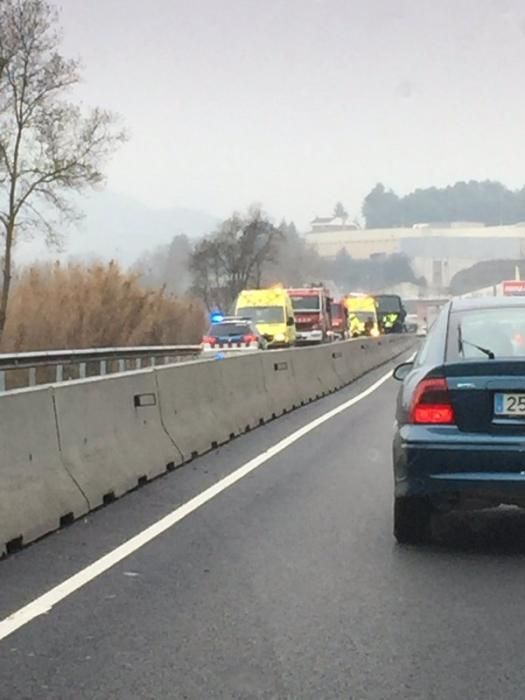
[494,393,525,416]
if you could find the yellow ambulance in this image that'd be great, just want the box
[345,295,380,338]
[235,287,296,348]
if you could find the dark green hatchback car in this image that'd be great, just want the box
[393,296,525,544]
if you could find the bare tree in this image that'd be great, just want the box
[190,236,222,310]
[132,234,193,295]
[263,219,325,287]
[333,201,348,225]
[190,206,281,310]
[0,0,126,339]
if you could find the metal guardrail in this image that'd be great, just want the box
[0,345,202,392]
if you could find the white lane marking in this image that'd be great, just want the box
[0,367,394,642]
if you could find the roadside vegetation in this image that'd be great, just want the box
[1,261,205,352]
[0,0,125,343]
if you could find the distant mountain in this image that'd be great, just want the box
[16,191,220,266]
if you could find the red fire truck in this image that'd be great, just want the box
[287,286,332,344]
[329,298,348,340]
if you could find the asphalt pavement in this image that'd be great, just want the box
[2,357,525,699]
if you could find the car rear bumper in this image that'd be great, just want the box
[201,346,259,357]
[266,340,290,349]
[394,425,525,506]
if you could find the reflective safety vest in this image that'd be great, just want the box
[383,313,398,328]
[349,314,365,336]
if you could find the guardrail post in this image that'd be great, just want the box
[29,367,36,386]
[56,364,64,383]
[135,358,141,370]
[100,360,107,376]
[79,363,86,379]
[0,370,5,392]
[118,359,125,373]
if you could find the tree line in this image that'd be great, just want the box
[362,181,525,229]
[134,206,420,311]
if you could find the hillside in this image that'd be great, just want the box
[16,191,219,266]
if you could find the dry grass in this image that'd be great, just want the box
[1,261,206,352]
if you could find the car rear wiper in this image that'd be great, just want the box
[457,324,495,360]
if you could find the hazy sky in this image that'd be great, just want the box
[56,0,525,227]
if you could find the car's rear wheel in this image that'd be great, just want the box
[394,496,433,544]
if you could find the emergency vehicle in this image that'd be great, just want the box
[373,294,407,334]
[234,287,296,348]
[329,299,348,340]
[345,295,380,338]
[287,286,332,344]
[201,316,267,355]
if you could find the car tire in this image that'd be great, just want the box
[394,496,433,545]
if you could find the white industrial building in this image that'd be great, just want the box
[305,220,525,293]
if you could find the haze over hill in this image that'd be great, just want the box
[16,191,219,266]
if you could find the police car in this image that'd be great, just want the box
[201,316,268,355]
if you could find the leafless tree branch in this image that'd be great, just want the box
[190,207,282,310]
[0,0,126,340]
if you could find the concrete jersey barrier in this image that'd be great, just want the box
[257,349,299,416]
[0,335,416,553]
[0,387,89,556]
[54,371,179,509]
[154,358,249,460]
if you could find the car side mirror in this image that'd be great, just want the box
[287,317,294,326]
[393,362,414,381]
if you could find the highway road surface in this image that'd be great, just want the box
[2,356,525,699]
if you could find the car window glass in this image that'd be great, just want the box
[414,306,448,367]
[209,323,252,336]
[290,296,320,311]
[446,307,525,361]
[236,306,284,324]
[414,327,435,367]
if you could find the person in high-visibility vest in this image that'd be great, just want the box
[349,312,365,337]
[383,313,397,329]
[345,295,380,337]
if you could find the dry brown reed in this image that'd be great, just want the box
[1,260,206,352]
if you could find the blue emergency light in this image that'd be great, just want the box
[209,309,224,324]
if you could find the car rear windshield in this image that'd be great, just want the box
[375,296,402,313]
[290,295,320,311]
[447,306,525,360]
[237,306,284,324]
[209,322,252,337]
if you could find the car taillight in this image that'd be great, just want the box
[202,336,216,345]
[409,377,455,425]
[243,334,257,343]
